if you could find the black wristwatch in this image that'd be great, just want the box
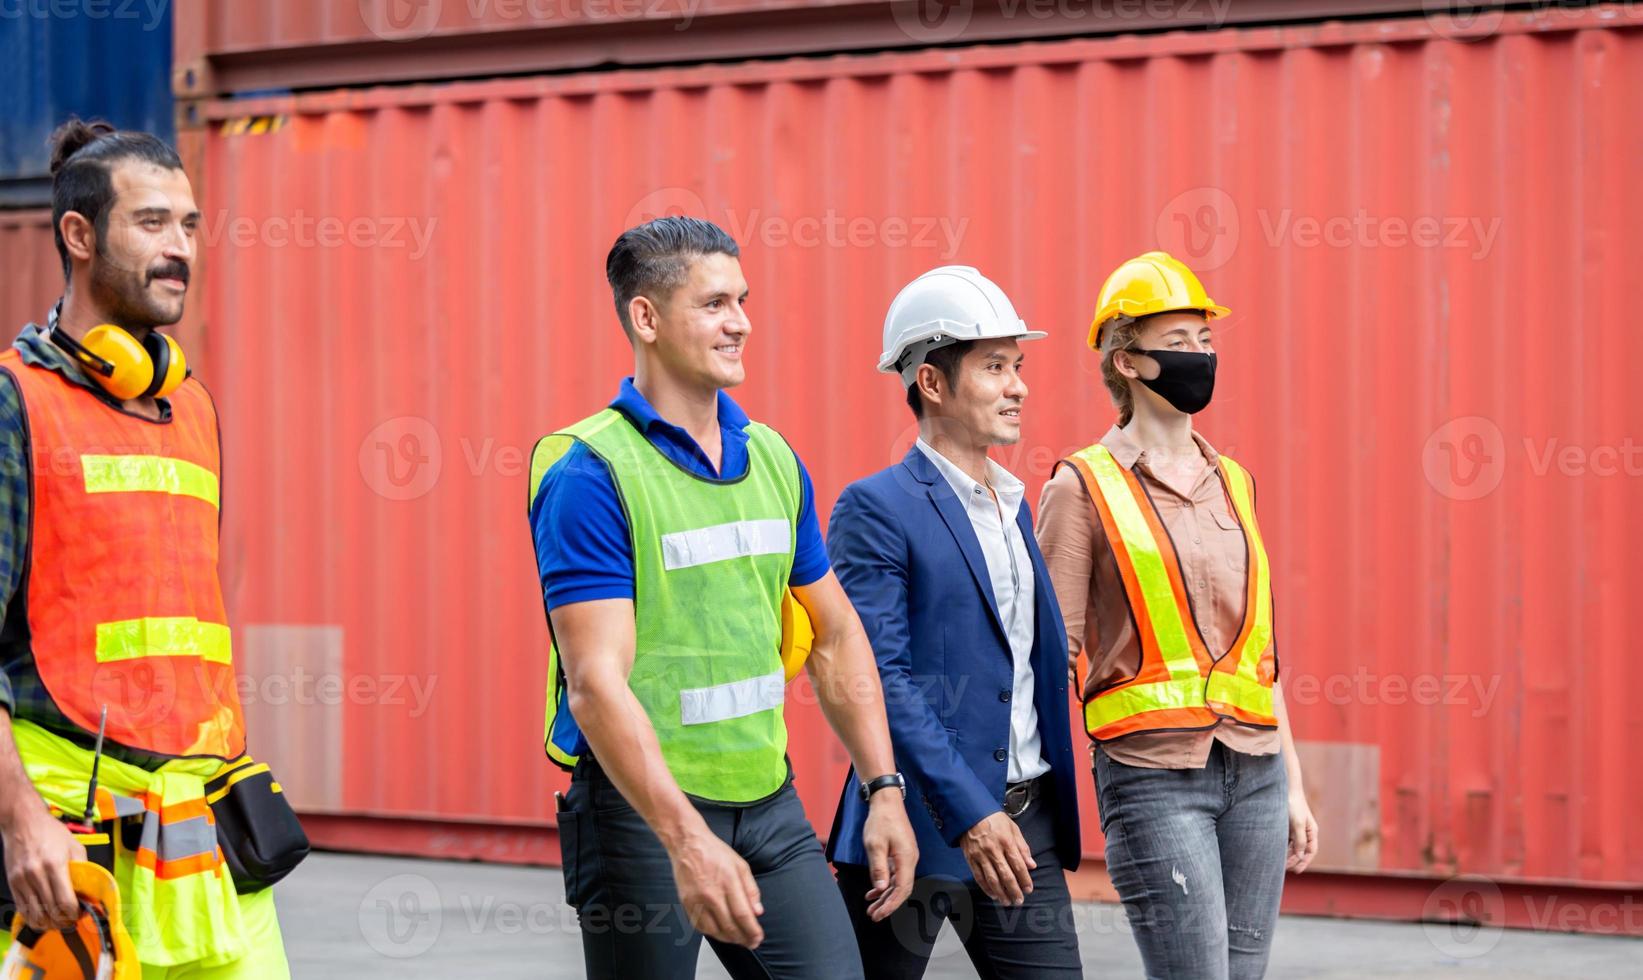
[859,772,906,802]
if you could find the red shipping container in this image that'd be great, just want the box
[183,6,1641,932]
[0,211,61,332]
[170,0,1438,98]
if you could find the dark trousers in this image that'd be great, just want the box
[1095,741,1289,980]
[560,757,862,980]
[835,779,1081,979]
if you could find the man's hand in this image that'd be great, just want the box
[1286,789,1319,873]
[860,789,918,921]
[2,804,86,930]
[959,811,1035,906]
[669,827,765,949]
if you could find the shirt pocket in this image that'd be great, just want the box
[1211,508,1249,574]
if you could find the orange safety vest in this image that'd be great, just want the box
[0,351,245,759]
[1061,443,1277,742]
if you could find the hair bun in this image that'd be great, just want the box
[48,117,117,176]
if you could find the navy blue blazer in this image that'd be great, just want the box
[825,447,1081,882]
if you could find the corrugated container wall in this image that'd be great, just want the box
[0,3,174,207]
[170,0,1443,95]
[0,211,58,331]
[195,7,1642,925]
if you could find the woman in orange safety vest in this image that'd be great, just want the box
[1037,251,1318,980]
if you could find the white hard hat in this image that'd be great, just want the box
[878,266,1046,386]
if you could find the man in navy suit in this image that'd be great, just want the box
[826,267,1082,978]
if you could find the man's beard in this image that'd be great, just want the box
[89,245,185,331]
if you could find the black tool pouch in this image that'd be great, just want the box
[203,762,310,893]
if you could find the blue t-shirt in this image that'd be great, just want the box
[530,378,830,614]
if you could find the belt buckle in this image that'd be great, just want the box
[1002,783,1030,819]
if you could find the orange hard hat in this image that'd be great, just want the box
[1,862,139,980]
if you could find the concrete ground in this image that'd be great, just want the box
[276,853,1639,978]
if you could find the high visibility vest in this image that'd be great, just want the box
[1061,443,1277,741]
[0,352,245,759]
[529,409,800,803]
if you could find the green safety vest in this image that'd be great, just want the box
[528,408,800,803]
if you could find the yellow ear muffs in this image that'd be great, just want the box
[1,861,139,980]
[141,330,187,399]
[61,325,187,401]
[779,590,814,683]
[74,325,152,401]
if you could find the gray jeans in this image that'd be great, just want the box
[1094,741,1289,980]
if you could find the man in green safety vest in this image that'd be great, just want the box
[527,217,917,979]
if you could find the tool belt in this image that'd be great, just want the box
[0,759,308,903]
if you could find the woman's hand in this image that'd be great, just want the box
[1285,789,1318,873]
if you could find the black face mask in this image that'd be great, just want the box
[1127,349,1217,414]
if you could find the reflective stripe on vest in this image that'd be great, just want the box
[96,617,232,664]
[1,351,246,759]
[1065,444,1277,741]
[1205,455,1277,725]
[529,409,800,802]
[661,518,791,571]
[81,453,220,507]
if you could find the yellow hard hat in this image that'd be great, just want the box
[779,590,813,683]
[1087,250,1230,351]
[2,862,139,980]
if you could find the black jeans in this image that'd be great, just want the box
[560,757,862,980]
[835,778,1081,979]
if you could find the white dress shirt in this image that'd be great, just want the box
[915,439,1050,783]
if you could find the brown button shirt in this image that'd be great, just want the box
[1036,424,1280,769]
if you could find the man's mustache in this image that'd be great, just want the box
[148,262,190,285]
